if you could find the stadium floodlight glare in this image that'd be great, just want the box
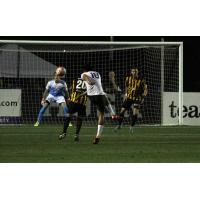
[0,40,183,126]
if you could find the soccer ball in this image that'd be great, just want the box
[56,66,66,76]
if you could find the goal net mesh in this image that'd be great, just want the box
[0,42,179,126]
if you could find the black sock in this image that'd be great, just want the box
[118,113,124,126]
[130,115,137,126]
[63,116,71,133]
[75,117,82,136]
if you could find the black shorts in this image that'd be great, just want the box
[88,95,109,113]
[68,102,86,117]
[122,98,141,110]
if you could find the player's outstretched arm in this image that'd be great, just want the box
[75,91,87,100]
[123,86,128,101]
[41,89,49,105]
[63,88,69,100]
[141,83,148,104]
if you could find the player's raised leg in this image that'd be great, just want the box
[104,95,120,120]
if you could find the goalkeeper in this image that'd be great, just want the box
[114,67,148,133]
[34,72,69,127]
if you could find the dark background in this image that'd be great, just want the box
[0,36,199,92]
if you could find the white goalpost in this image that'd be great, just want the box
[0,40,183,126]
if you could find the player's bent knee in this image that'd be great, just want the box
[43,103,50,108]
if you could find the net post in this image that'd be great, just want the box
[160,38,165,125]
[179,43,183,125]
[17,45,20,78]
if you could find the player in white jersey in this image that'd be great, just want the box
[34,73,69,127]
[81,64,119,144]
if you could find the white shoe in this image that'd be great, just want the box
[58,133,67,140]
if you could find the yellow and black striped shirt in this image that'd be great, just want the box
[125,76,148,101]
[70,78,87,106]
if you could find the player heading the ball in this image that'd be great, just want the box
[34,72,69,127]
[56,66,66,77]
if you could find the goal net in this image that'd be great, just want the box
[0,40,183,126]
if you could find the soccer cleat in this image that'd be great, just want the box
[93,137,100,144]
[69,122,73,127]
[113,125,121,133]
[74,135,80,142]
[58,133,67,140]
[34,121,40,127]
[129,126,134,134]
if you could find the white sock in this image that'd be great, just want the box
[107,104,115,116]
[96,125,104,138]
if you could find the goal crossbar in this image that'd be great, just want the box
[0,40,183,46]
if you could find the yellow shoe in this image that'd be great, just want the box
[69,122,73,127]
[34,121,40,127]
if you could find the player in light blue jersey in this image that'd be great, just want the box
[34,73,70,127]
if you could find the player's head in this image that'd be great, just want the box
[130,67,139,78]
[109,71,115,81]
[54,72,61,82]
[82,63,94,72]
[109,71,115,77]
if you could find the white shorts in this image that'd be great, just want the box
[46,94,66,104]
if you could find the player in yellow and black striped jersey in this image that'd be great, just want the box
[70,78,87,106]
[59,78,87,142]
[114,67,148,133]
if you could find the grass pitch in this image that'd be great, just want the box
[1,125,200,163]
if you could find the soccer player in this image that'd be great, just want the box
[114,67,148,133]
[58,78,87,142]
[105,71,122,115]
[81,64,118,144]
[34,73,69,127]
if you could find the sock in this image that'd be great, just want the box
[118,113,124,126]
[75,117,82,136]
[130,115,137,127]
[63,116,71,133]
[96,125,104,138]
[107,104,115,116]
[63,106,69,116]
[37,106,47,123]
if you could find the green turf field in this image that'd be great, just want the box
[1,125,200,163]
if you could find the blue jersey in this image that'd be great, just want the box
[46,79,68,97]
